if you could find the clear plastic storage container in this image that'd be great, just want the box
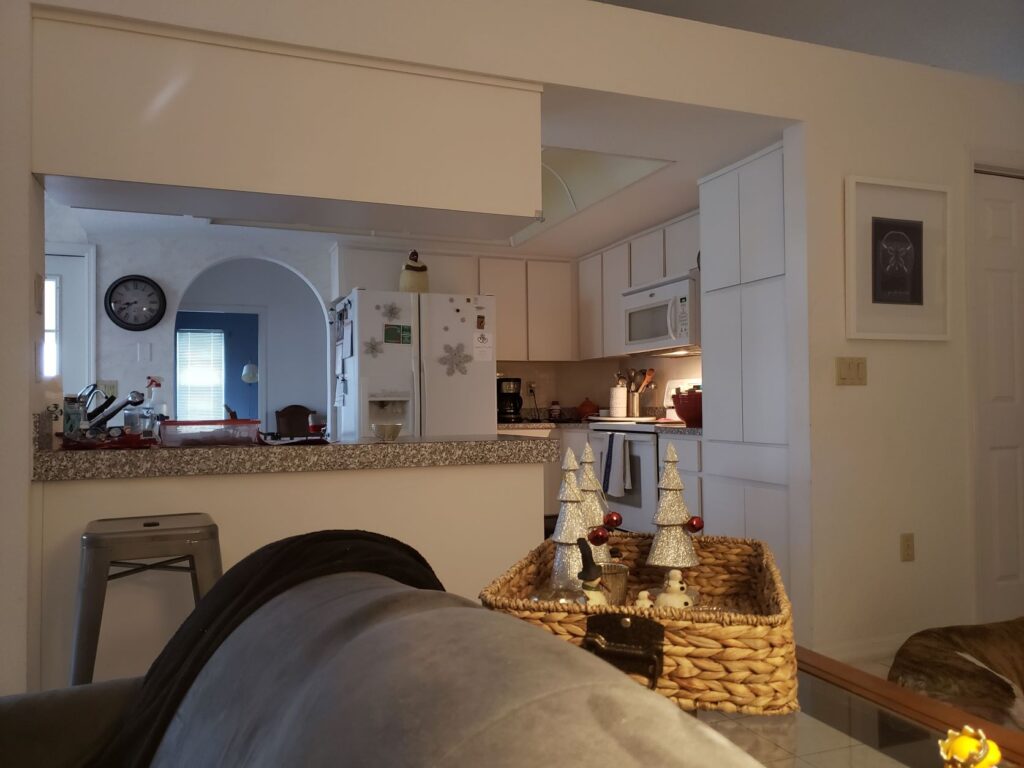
[159,419,261,447]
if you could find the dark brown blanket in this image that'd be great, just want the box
[88,530,444,767]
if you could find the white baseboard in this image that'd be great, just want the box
[812,632,909,664]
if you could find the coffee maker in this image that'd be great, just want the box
[497,377,524,423]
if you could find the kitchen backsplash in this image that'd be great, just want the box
[497,355,702,420]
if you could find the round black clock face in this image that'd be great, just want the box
[104,275,167,331]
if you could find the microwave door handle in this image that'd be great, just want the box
[666,297,678,340]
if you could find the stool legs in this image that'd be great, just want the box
[70,549,111,686]
[190,538,223,603]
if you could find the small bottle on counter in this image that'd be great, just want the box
[548,401,561,421]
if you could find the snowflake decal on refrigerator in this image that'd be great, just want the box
[439,343,473,376]
[380,302,402,322]
[363,337,384,358]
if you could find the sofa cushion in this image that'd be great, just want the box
[151,573,759,767]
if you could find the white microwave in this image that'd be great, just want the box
[621,272,700,354]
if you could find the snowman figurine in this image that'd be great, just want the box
[634,590,654,609]
[576,538,607,606]
[655,569,694,610]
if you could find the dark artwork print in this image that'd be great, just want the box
[872,217,923,305]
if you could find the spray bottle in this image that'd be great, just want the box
[142,376,168,435]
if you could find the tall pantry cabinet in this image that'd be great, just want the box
[698,143,790,585]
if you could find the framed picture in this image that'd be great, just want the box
[845,177,950,340]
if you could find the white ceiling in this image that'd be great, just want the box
[597,0,1024,83]
[47,85,791,259]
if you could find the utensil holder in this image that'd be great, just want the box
[626,392,640,418]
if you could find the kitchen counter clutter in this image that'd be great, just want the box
[33,434,560,482]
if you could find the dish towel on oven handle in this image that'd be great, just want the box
[601,432,631,497]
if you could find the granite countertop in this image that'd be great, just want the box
[653,424,703,436]
[497,422,589,431]
[33,434,560,482]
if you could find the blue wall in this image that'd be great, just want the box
[175,311,259,419]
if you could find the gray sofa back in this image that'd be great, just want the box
[152,573,759,767]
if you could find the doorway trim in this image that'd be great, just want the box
[44,241,96,386]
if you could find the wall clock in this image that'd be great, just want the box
[103,274,167,331]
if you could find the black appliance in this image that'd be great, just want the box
[497,377,524,423]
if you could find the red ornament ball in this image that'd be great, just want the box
[588,527,610,546]
[603,512,623,529]
[685,516,704,533]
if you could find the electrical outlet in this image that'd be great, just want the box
[527,381,536,395]
[899,533,915,562]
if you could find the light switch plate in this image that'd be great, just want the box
[836,357,867,386]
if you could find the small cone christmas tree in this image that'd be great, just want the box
[646,443,700,569]
[577,442,612,563]
[550,448,589,590]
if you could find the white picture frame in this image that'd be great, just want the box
[844,176,950,340]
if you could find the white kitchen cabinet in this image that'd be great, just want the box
[680,472,702,520]
[744,483,789,584]
[629,230,664,287]
[739,149,785,283]
[527,261,574,361]
[424,253,479,294]
[741,276,787,445]
[665,214,700,278]
[701,286,743,442]
[699,171,740,291]
[701,476,789,584]
[480,258,527,360]
[578,253,603,359]
[702,476,745,538]
[602,243,629,357]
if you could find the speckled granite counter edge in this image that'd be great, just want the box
[497,422,589,431]
[653,426,703,436]
[33,436,561,482]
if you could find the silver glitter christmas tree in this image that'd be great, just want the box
[577,442,611,563]
[551,448,589,590]
[646,443,699,569]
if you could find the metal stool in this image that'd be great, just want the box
[69,513,222,685]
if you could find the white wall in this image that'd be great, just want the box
[85,218,335,421]
[4,0,1024,692]
[180,259,328,425]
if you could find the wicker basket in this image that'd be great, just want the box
[479,532,798,715]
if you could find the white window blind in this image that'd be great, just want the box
[176,329,225,420]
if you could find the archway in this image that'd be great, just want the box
[177,257,329,433]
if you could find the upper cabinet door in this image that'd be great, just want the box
[701,285,743,443]
[423,254,479,294]
[602,243,630,358]
[629,230,664,287]
[739,149,785,283]
[578,253,603,360]
[665,214,700,278]
[479,258,527,361]
[527,261,575,361]
[699,170,740,291]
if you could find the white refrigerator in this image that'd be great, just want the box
[330,289,497,440]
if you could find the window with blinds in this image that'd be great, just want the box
[176,329,225,420]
